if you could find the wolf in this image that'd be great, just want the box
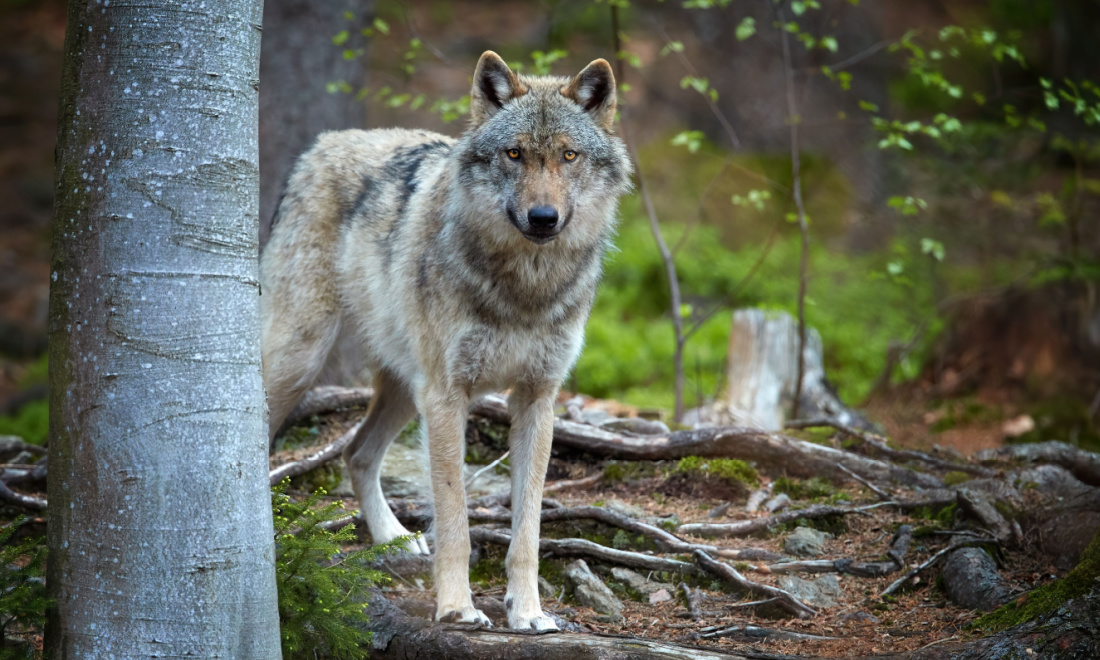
[260,51,632,630]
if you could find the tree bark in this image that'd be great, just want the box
[258,0,370,247]
[46,0,281,656]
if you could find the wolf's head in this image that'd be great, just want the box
[452,51,632,250]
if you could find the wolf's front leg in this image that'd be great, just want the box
[504,384,560,631]
[423,386,490,626]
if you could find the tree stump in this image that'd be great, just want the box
[686,309,868,431]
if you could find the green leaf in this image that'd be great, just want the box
[920,238,945,261]
[735,17,756,41]
[821,36,838,52]
[373,17,390,35]
[858,100,879,112]
[671,130,705,153]
[660,40,685,56]
[332,30,349,46]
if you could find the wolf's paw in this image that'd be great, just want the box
[395,532,430,555]
[508,611,559,631]
[437,605,492,627]
[371,519,429,555]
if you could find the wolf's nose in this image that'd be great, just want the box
[528,206,559,230]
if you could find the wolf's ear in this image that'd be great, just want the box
[562,59,617,130]
[470,51,526,125]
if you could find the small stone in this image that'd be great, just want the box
[538,576,556,599]
[707,502,732,519]
[564,559,623,619]
[784,527,830,557]
[648,588,672,605]
[838,611,879,625]
[765,493,791,512]
[777,574,843,608]
[610,567,674,598]
[604,499,646,519]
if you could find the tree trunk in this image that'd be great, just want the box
[258,0,370,247]
[46,0,281,656]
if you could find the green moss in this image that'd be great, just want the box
[975,529,1100,631]
[943,471,971,487]
[602,461,656,484]
[773,476,836,500]
[674,456,759,488]
[784,427,835,446]
[0,398,48,445]
[469,546,508,588]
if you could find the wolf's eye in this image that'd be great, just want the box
[507,149,521,160]
[563,150,578,161]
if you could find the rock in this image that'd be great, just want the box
[764,493,791,512]
[375,443,510,499]
[610,567,674,598]
[564,559,623,619]
[941,547,1014,612]
[648,588,672,605]
[777,574,844,608]
[838,611,880,625]
[538,576,557,599]
[784,527,831,557]
[379,443,430,499]
[604,499,646,519]
[600,417,671,435]
[707,502,732,519]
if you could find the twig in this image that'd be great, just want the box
[471,527,695,575]
[693,550,818,619]
[680,582,704,621]
[678,502,891,539]
[464,450,509,490]
[0,478,46,511]
[695,624,840,642]
[468,504,782,562]
[777,2,811,422]
[269,420,363,486]
[543,473,602,494]
[880,537,997,597]
[836,462,892,500]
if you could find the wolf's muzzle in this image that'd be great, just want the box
[508,204,565,244]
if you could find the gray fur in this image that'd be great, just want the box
[260,51,632,630]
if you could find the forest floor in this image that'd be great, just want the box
[267,397,1079,659]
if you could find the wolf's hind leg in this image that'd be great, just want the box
[343,370,429,554]
[503,383,560,631]
[262,310,341,442]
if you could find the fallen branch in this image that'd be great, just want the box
[976,441,1100,487]
[468,504,782,562]
[786,418,996,478]
[678,502,891,539]
[880,537,997,598]
[472,394,942,488]
[269,420,363,486]
[364,591,795,660]
[470,527,696,575]
[693,550,818,619]
[0,478,46,511]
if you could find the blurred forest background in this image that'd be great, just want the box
[3,0,1100,456]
